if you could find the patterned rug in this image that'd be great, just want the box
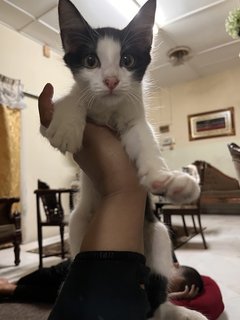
[28,240,70,258]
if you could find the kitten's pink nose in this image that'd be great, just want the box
[104,77,119,91]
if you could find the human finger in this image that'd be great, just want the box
[38,83,54,127]
[188,285,199,298]
[168,286,189,299]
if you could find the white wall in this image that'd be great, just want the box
[0,24,77,243]
[148,66,240,178]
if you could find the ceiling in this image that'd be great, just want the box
[0,0,240,87]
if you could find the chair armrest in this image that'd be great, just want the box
[0,197,20,223]
[0,197,20,204]
[34,189,78,195]
[11,211,21,230]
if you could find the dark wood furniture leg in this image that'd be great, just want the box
[197,213,208,249]
[191,215,197,233]
[13,240,20,266]
[163,214,176,242]
[181,214,189,236]
[13,212,21,265]
[60,225,65,259]
[36,194,43,269]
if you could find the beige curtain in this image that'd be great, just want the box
[0,75,25,199]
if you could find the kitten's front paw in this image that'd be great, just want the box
[164,171,200,204]
[140,169,171,195]
[141,170,200,204]
[46,121,84,153]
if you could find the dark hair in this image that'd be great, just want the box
[179,265,204,293]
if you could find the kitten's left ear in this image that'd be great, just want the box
[58,0,91,52]
[124,0,156,47]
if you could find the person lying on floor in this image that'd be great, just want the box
[0,259,71,303]
[0,258,224,319]
[168,262,224,320]
[168,262,204,300]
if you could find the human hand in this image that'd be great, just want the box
[168,284,199,300]
[0,278,16,296]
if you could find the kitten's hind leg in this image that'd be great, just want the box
[121,119,200,204]
[69,173,100,258]
[144,220,173,279]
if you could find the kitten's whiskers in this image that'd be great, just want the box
[77,87,92,104]
[126,91,141,106]
[87,95,96,110]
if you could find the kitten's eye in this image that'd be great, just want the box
[121,54,135,68]
[83,54,99,69]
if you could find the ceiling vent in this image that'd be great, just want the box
[167,46,192,66]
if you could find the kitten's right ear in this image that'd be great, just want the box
[123,0,156,48]
[58,0,91,52]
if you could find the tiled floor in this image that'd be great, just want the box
[175,214,240,320]
[0,214,240,319]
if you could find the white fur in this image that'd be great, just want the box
[144,221,208,319]
[68,173,100,256]
[183,164,200,184]
[144,220,172,279]
[42,35,206,319]
[153,301,208,320]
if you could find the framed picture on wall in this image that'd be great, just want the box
[188,107,235,141]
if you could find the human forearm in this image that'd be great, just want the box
[80,189,146,254]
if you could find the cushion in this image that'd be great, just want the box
[171,275,224,320]
[0,224,16,240]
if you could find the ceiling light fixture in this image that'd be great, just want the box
[167,46,192,66]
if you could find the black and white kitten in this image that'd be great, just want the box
[41,1,206,319]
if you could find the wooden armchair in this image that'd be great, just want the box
[161,199,208,249]
[194,160,240,215]
[228,142,240,184]
[34,180,77,268]
[161,162,208,249]
[0,197,21,265]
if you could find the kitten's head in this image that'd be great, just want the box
[58,0,156,102]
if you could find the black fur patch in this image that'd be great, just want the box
[63,28,99,74]
[145,272,168,317]
[63,26,151,81]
